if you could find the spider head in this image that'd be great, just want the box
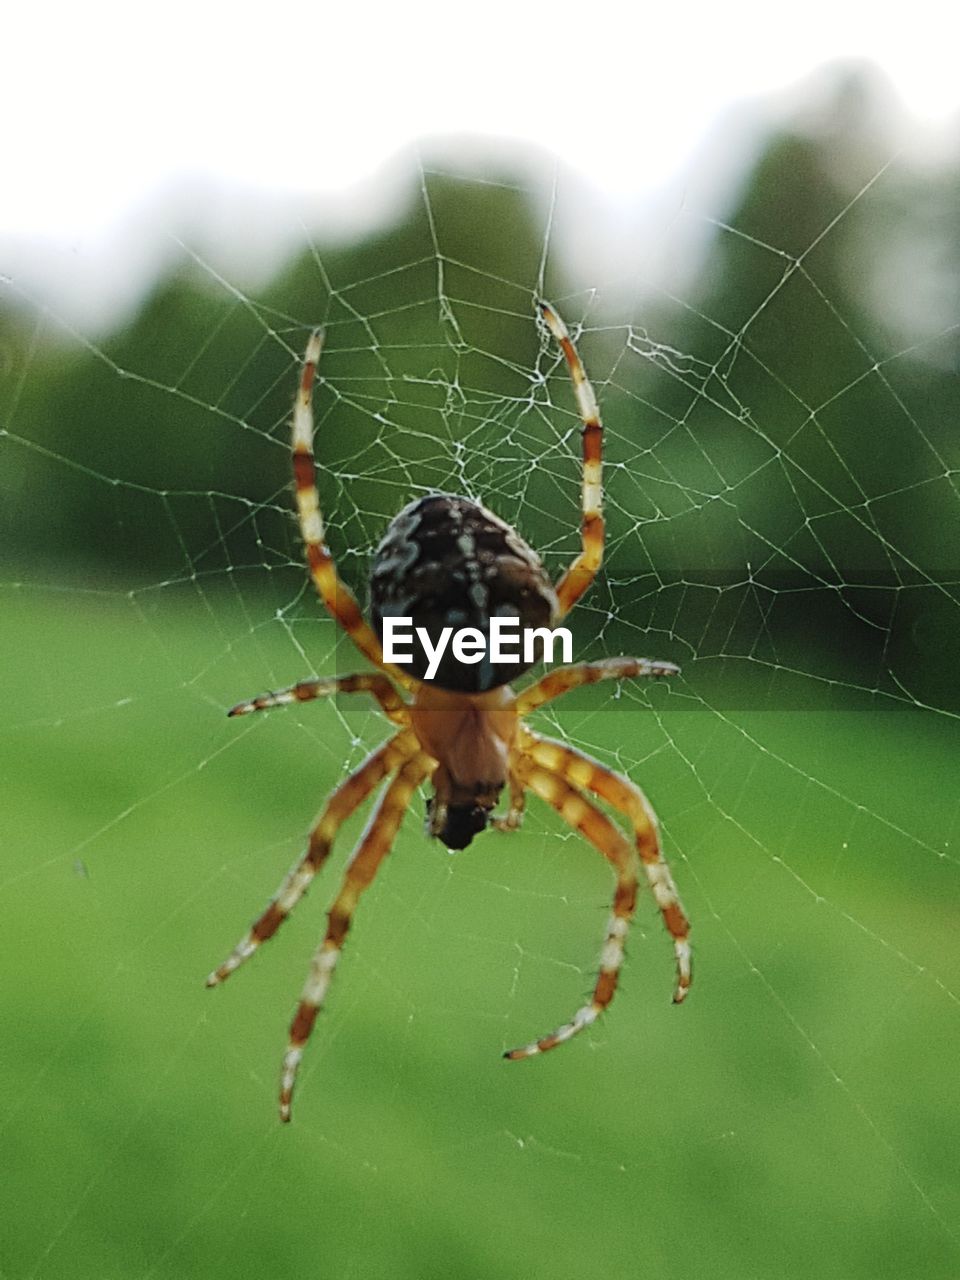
[426,796,492,850]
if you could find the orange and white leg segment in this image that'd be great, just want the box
[279,751,432,1121]
[522,731,691,1004]
[516,656,680,718]
[292,331,414,689]
[228,672,410,726]
[206,731,418,988]
[540,302,604,618]
[504,758,639,1059]
[491,768,525,832]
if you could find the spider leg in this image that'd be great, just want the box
[292,331,414,689]
[516,656,679,717]
[522,730,691,1004]
[540,302,604,619]
[279,751,433,1121]
[504,756,639,1059]
[491,768,525,832]
[206,730,418,987]
[228,672,409,726]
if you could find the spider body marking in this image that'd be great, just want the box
[370,491,558,693]
[210,301,691,1121]
[371,490,560,845]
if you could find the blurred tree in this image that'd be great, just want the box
[2,98,957,707]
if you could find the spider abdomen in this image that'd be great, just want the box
[369,494,558,692]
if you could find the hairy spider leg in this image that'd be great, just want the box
[206,731,419,987]
[491,768,525,832]
[539,302,604,618]
[292,331,415,689]
[504,758,639,1058]
[522,731,691,1003]
[279,752,433,1121]
[228,672,410,725]
[516,656,680,717]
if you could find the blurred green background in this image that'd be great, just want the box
[2,74,959,1280]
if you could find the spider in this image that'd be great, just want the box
[207,302,691,1121]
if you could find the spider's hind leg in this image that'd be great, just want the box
[290,330,413,690]
[539,302,604,619]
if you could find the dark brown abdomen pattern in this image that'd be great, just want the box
[369,494,558,692]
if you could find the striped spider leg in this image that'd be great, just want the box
[291,329,415,691]
[206,730,418,987]
[502,728,691,1061]
[497,655,690,1060]
[538,302,604,618]
[517,658,687,973]
[506,745,641,1056]
[227,672,410,726]
[278,751,433,1120]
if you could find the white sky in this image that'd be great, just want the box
[4,0,959,325]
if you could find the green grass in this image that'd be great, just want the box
[2,586,958,1279]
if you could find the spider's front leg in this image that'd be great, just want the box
[279,751,433,1121]
[491,769,525,833]
[206,730,418,987]
[523,731,691,1004]
[503,754,639,1058]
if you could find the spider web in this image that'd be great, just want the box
[2,123,959,1280]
